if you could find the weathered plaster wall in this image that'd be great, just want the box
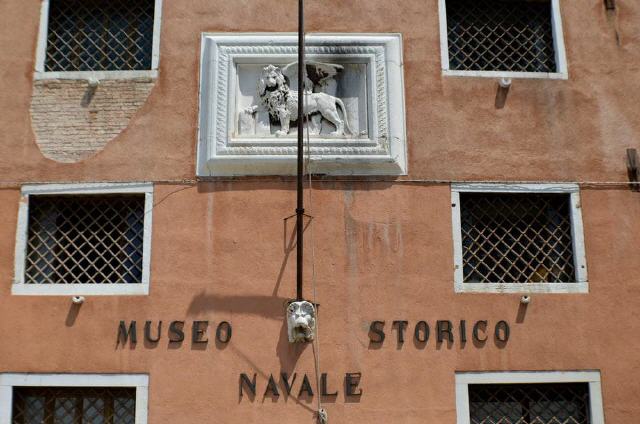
[0,1,638,181]
[0,1,638,423]
[0,184,639,423]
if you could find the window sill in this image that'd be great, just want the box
[11,283,150,296]
[454,282,589,294]
[442,70,568,80]
[34,70,158,81]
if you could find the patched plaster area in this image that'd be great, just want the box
[30,79,155,163]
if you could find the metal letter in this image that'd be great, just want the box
[460,320,467,343]
[369,321,386,343]
[321,373,338,396]
[216,321,232,343]
[473,320,488,342]
[264,374,280,397]
[495,320,510,342]
[345,373,363,396]
[192,321,209,344]
[414,321,430,343]
[437,320,453,343]
[298,374,314,397]
[168,321,185,342]
[281,373,297,396]
[118,320,137,344]
[144,321,161,343]
[240,373,257,398]
[392,320,409,343]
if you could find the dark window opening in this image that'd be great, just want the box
[460,193,576,283]
[469,383,591,424]
[12,386,136,424]
[45,0,155,72]
[25,194,145,285]
[446,0,557,73]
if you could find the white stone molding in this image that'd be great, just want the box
[197,33,407,176]
[455,371,604,424]
[438,0,568,80]
[34,0,163,80]
[451,183,588,294]
[0,373,149,424]
[13,182,154,296]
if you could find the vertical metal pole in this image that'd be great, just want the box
[296,0,305,301]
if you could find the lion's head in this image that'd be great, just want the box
[287,300,316,343]
[257,65,292,118]
[257,65,288,97]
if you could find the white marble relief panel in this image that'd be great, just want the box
[235,62,369,138]
[197,34,406,176]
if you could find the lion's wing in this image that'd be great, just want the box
[282,61,343,92]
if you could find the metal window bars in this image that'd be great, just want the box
[12,387,136,424]
[469,383,591,424]
[45,0,155,72]
[25,195,145,285]
[460,193,575,284]
[446,0,557,73]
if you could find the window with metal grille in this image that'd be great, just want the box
[444,0,559,73]
[45,0,156,72]
[460,192,575,284]
[12,386,136,424]
[469,383,591,424]
[25,195,145,285]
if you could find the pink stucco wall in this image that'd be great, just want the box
[0,1,639,422]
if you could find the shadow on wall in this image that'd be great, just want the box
[187,293,288,319]
[65,303,82,326]
[186,292,310,368]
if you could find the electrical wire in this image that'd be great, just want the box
[303,86,326,422]
[0,178,635,189]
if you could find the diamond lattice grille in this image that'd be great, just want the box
[25,195,145,285]
[446,0,557,73]
[45,0,155,72]
[460,193,575,283]
[12,387,136,424]
[469,383,591,424]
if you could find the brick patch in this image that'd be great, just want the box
[30,79,155,163]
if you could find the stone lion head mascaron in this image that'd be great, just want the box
[287,300,316,343]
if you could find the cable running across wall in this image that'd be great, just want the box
[1,179,638,189]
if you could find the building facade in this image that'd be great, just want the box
[0,0,639,422]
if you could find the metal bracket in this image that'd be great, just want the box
[626,148,639,192]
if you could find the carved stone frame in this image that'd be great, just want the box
[197,33,407,176]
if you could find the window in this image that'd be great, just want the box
[451,184,588,293]
[470,383,590,423]
[13,387,136,423]
[455,371,605,424]
[13,183,153,295]
[438,0,568,79]
[0,374,148,424]
[35,0,163,79]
